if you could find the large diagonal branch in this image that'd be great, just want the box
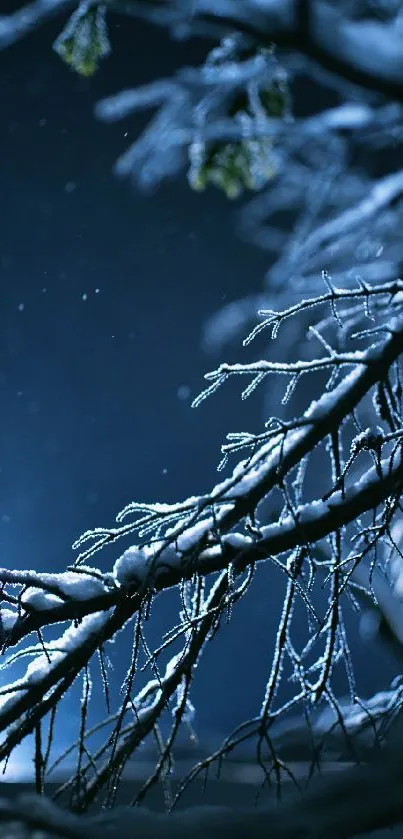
[0,587,166,745]
[0,316,400,808]
[204,315,403,536]
[3,314,403,650]
[0,308,401,748]
[194,446,403,578]
[2,433,401,728]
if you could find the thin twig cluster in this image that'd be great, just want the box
[0,278,402,811]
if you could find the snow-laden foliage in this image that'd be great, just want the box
[0,280,402,820]
[1,1,403,837]
[53,1,110,76]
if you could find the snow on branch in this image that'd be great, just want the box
[0,281,402,809]
[2,0,403,820]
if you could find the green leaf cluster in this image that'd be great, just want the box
[188,135,277,200]
[187,71,289,199]
[53,2,111,77]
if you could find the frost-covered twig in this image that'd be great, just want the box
[2,0,403,815]
[0,283,402,807]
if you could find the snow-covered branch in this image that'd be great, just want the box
[3,0,403,821]
[0,282,402,808]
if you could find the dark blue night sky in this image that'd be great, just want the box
[0,4,400,767]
